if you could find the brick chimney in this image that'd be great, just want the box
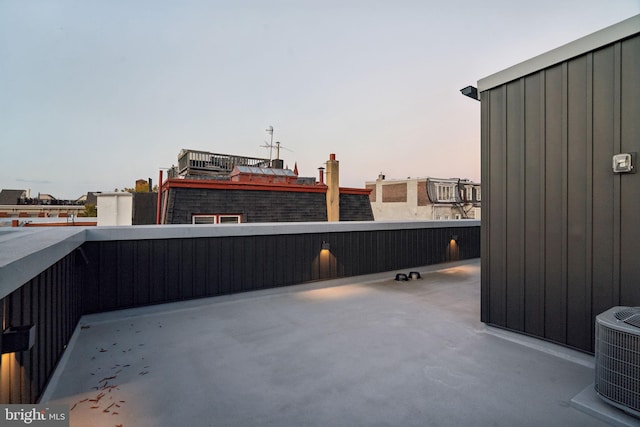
[326,153,339,222]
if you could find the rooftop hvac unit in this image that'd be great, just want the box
[594,306,640,418]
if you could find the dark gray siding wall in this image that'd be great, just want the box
[481,33,640,353]
[339,193,374,221]
[132,192,158,225]
[81,226,479,314]
[0,252,82,404]
[165,188,328,223]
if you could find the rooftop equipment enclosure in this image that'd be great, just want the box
[478,15,640,353]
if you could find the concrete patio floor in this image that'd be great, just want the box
[42,259,631,426]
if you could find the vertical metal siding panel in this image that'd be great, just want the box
[488,85,507,326]
[585,53,594,351]
[566,55,590,350]
[132,240,149,305]
[45,269,53,380]
[373,231,381,273]
[30,278,40,400]
[165,240,181,301]
[9,290,21,402]
[231,237,243,291]
[273,235,285,286]
[415,229,424,266]
[22,281,33,403]
[427,228,435,265]
[243,236,256,291]
[330,232,339,278]
[265,235,277,286]
[342,232,353,277]
[362,232,372,275]
[181,239,194,300]
[591,46,618,315]
[544,64,567,344]
[351,232,361,277]
[216,238,230,295]
[308,234,319,280]
[192,239,207,297]
[0,301,5,402]
[620,35,640,306]
[100,242,118,311]
[150,240,168,303]
[82,243,100,313]
[385,230,393,271]
[336,232,345,278]
[409,229,416,266]
[296,235,308,283]
[37,274,46,393]
[481,90,491,323]
[52,265,60,366]
[117,241,135,308]
[524,72,544,336]
[506,80,525,331]
[612,43,622,312]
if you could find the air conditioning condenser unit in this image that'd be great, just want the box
[594,306,640,418]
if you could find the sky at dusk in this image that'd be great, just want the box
[1,1,638,199]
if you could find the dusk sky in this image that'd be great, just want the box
[1,1,638,199]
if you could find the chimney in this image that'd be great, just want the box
[318,167,325,185]
[326,153,340,222]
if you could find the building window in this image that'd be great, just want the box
[437,184,456,202]
[455,214,462,219]
[218,215,241,224]
[465,187,473,202]
[476,187,481,201]
[192,214,241,224]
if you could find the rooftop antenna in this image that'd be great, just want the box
[273,141,293,160]
[264,126,274,162]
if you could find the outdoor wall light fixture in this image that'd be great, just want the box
[613,153,636,174]
[460,86,479,101]
[1,325,36,354]
[451,234,458,242]
[321,241,330,251]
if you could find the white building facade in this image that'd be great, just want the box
[366,176,481,221]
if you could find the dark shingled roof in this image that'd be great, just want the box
[0,189,26,205]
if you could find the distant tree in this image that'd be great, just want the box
[83,203,97,217]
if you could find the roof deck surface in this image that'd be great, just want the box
[42,260,626,426]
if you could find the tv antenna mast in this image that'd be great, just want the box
[261,126,294,163]
[262,126,274,162]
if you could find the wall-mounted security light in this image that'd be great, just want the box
[2,325,36,354]
[613,153,636,174]
[321,241,330,251]
[460,86,479,101]
[451,234,459,242]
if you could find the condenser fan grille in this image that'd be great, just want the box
[615,307,640,321]
[595,307,640,418]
